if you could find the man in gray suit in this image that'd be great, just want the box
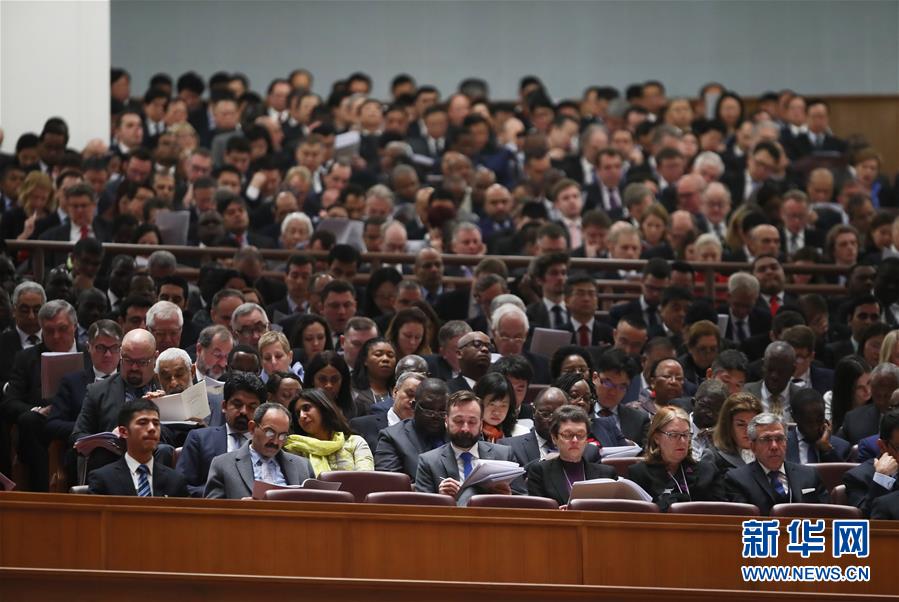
[205,402,314,499]
[414,390,526,506]
[742,341,801,423]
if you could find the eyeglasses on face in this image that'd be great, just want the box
[658,430,691,442]
[261,427,289,442]
[756,434,787,445]
[417,406,447,419]
[556,432,588,442]
[121,356,154,368]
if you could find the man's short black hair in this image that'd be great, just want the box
[118,398,160,428]
[143,87,169,105]
[286,254,312,272]
[643,257,671,280]
[880,410,899,442]
[531,252,569,280]
[661,286,692,306]
[711,349,749,374]
[488,354,534,383]
[157,275,189,300]
[177,71,205,95]
[320,279,356,301]
[596,348,631,375]
[225,137,251,155]
[564,272,597,296]
[223,371,267,406]
[845,294,880,318]
[327,244,361,266]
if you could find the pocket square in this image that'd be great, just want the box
[801,487,816,494]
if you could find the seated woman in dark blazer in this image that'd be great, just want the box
[526,405,617,506]
[627,405,725,511]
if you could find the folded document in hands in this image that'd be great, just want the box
[461,459,525,489]
[568,478,653,502]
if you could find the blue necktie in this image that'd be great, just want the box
[768,470,786,501]
[137,464,151,497]
[805,440,819,464]
[460,451,474,480]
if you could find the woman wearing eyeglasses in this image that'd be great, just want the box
[527,405,618,505]
[627,405,725,511]
[628,358,688,417]
[283,388,374,475]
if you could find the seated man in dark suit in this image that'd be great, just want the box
[564,273,613,347]
[524,252,572,332]
[205,402,315,499]
[448,331,493,393]
[826,295,880,363]
[499,387,600,467]
[265,254,313,320]
[39,183,112,266]
[424,321,471,382]
[350,371,425,451]
[490,305,552,385]
[786,388,850,464]
[725,413,829,515]
[1,299,88,492]
[838,363,899,445]
[0,281,46,393]
[719,272,771,345]
[607,258,669,330]
[842,410,899,516]
[414,390,526,506]
[375,378,449,478]
[781,325,833,395]
[593,349,650,446]
[176,372,264,497]
[88,398,189,497]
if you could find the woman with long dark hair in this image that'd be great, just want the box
[302,351,357,419]
[351,337,398,414]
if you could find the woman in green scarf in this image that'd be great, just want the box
[283,388,374,475]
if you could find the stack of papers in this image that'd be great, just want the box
[252,478,341,500]
[568,477,652,502]
[462,459,525,489]
[155,380,211,424]
[74,432,125,457]
[601,445,643,459]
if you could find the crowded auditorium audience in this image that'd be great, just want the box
[1,67,899,519]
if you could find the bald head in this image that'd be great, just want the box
[535,387,568,408]
[122,328,156,354]
[750,224,781,257]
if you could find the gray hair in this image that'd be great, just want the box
[230,302,268,331]
[366,184,395,204]
[12,281,46,306]
[871,362,899,381]
[623,183,652,209]
[489,294,526,319]
[451,221,481,243]
[693,151,725,178]
[395,370,427,389]
[88,319,123,343]
[281,211,313,236]
[197,324,234,349]
[747,412,786,441]
[579,124,609,150]
[490,303,529,334]
[147,250,177,271]
[694,232,722,252]
[146,300,184,328]
[438,320,473,348]
[397,279,421,294]
[728,272,760,296]
[38,299,76,326]
[254,401,291,424]
[155,347,192,374]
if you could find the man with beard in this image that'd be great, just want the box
[752,255,797,316]
[195,325,234,382]
[414,390,525,506]
[176,372,264,497]
[205,402,314,499]
[448,331,493,393]
[375,378,449,478]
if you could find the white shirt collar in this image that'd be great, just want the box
[463,375,476,389]
[124,452,154,475]
[451,442,479,459]
[386,406,402,426]
[17,326,41,348]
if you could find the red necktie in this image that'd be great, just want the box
[578,324,590,347]
[80,225,89,240]
[769,295,780,316]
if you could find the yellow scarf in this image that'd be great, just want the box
[282,432,351,476]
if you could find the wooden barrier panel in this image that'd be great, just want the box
[1,492,897,598]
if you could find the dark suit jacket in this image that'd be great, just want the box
[608,404,651,447]
[175,425,229,497]
[1,343,89,421]
[627,455,725,512]
[204,443,315,499]
[567,320,614,347]
[526,457,618,505]
[447,374,473,394]
[72,374,159,443]
[265,298,295,323]
[0,327,24,390]
[526,301,572,332]
[870,489,899,520]
[424,354,455,382]
[718,306,772,343]
[45,369,94,441]
[88,456,189,497]
[837,404,882,445]
[807,364,834,396]
[349,412,388,453]
[498,430,600,468]
[38,219,113,266]
[842,459,898,516]
[522,351,552,386]
[725,460,829,515]
[374,419,445,479]
[434,288,471,322]
[589,415,629,448]
[413,440,526,506]
[608,299,656,328]
[785,429,850,464]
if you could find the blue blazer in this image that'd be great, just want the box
[589,415,629,448]
[176,425,228,497]
[46,370,93,441]
[785,429,850,464]
[857,434,880,462]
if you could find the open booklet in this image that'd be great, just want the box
[461,459,525,489]
[600,445,643,459]
[568,477,653,503]
[155,380,211,424]
[41,352,85,399]
[528,328,573,359]
[73,432,125,457]
[251,478,342,500]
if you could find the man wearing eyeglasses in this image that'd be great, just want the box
[205,402,313,499]
[0,282,45,394]
[593,349,650,446]
[177,372,265,497]
[230,302,270,349]
[2,299,88,491]
[448,331,494,393]
[725,412,828,515]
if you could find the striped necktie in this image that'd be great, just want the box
[137,464,151,497]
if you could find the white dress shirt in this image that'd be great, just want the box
[451,442,480,480]
[124,453,154,495]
